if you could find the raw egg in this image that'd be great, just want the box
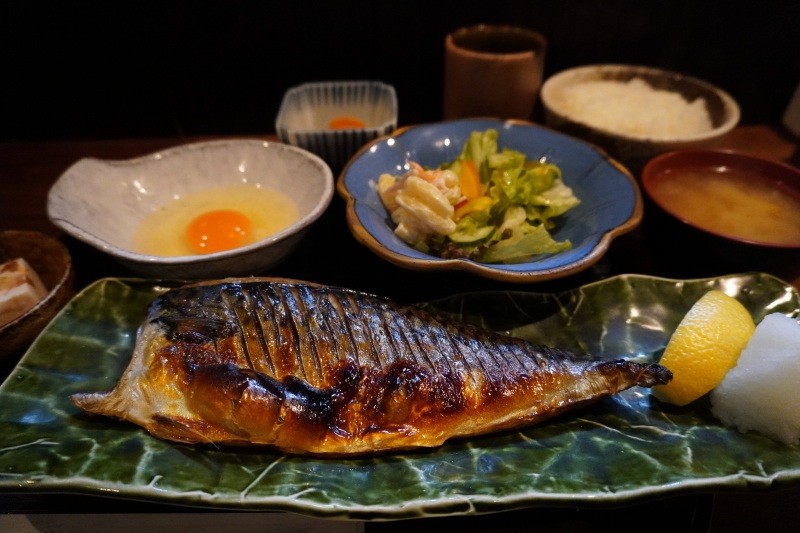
[185,209,252,254]
[133,185,300,257]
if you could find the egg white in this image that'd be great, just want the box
[132,185,299,257]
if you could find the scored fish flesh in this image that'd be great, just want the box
[71,278,672,456]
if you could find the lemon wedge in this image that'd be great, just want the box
[653,290,755,406]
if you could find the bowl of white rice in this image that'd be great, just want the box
[540,64,740,174]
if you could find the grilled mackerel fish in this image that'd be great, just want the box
[71,277,671,456]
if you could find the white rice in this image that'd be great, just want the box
[710,313,800,445]
[557,78,713,139]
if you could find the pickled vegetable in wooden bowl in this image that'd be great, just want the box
[0,230,73,360]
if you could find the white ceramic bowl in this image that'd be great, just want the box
[47,139,334,279]
[540,64,740,173]
[276,81,398,172]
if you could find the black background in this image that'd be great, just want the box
[2,0,799,140]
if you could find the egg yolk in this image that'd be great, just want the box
[186,209,252,254]
[328,115,366,129]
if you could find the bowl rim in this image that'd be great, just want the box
[446,24,548,59]
[275,80,399,135]
[337,117,643,283]
[540,63,741,143]
[47,138,335,266]
[641,148,800,249]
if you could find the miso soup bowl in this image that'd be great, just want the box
[641,149,800,278]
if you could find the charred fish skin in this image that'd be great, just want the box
[71,277,672,456]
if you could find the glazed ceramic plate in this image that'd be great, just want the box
[337,118,642,283]
[1,274,799,518]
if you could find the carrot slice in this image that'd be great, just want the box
[454,196,493,221]
[458,160,482,200]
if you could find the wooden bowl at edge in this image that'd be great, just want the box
[0,230,74,360]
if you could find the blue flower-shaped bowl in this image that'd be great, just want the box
[337,118,642,283]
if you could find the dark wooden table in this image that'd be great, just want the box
[1,126,799,531]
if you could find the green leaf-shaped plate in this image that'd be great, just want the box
[1,274,799,519]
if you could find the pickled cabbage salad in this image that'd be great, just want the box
[377,129,580,263]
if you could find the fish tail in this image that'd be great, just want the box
[594,360,673,388]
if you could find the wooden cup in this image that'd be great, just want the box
[443,25,547,121]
